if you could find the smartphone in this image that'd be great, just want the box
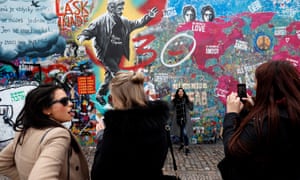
[237,83,247,102]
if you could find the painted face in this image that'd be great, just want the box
[114,3,124,16]
[184,10,195,22]
[203,10,213,22]
[46,89,73,123]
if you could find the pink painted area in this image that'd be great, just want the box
[273,35,300,52]
[286,21,300,33]
[216,75,254,105]
[272,52,300,71]
[138,0,167,26]
[273,19,300,56]
[239,12,275,30]
[176,12,275,77]
[215,75,239,104]
[177,18,244,76]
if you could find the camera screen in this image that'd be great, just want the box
[237,84,247,98]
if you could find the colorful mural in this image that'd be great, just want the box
[1,0,300,146]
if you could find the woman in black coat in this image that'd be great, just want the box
[170,88,193,155]
[91,71,170,180]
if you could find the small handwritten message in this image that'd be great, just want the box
[0,1,55,48]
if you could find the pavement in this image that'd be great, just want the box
[162,141,224,180]
[0,140,225,180]
[83,140,225,180]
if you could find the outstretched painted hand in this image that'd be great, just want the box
[149,7,158,18]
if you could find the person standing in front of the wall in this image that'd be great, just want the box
[91,71,171,180]
[170,87,194,155]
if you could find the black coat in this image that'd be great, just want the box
[170,98,194,138]
[219,108,300,180]
[91,100,170,180]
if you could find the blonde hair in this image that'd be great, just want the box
[109,71,147,109]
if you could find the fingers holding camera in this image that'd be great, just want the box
[241,93,255,106]
[226,92,243,113]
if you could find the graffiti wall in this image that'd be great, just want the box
[1,0,300,146]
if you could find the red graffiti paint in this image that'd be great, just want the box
[119,34,157,71]
[31,63,68,83]
[86,34,157,71]
[56,0,90,32]
[138,0,167,25]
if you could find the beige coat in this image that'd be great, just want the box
[0,127,90,180]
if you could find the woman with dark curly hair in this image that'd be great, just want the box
[170,87,194,155]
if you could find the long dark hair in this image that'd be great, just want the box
[228,61,300,156]
[173,87,190,103]
[14,83,63,131]
[14,83,80,152]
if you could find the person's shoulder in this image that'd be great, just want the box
[47,127,69,133]
[39,127,70,143]
[46,127,69,136]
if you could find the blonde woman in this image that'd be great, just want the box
[91,71,170,180]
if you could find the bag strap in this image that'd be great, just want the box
[39,128,54,144]
[165,124,179,179]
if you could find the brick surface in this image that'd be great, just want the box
[0,141,225,180]
[82,141,225,180]
[163,141,224,180]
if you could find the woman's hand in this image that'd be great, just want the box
[241,93,255,106]
[95,117,106,142]
[96,117,105,133]
[226,92,243,113]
